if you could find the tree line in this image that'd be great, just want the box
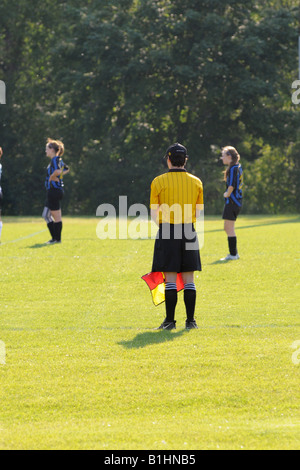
[0,0,299,216]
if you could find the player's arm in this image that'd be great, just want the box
[224,186,234,198]
[49,166,69,182]
[60,167,70,177]
[62,164,70,175]
[224,167,237,198]
[49,169,61,182]
[0,147,3,159]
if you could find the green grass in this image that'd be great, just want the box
[0,215,300,450]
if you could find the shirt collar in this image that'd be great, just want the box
[168,168,187,172]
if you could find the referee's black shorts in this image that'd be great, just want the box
[46,188,64,211]
[222,200,241,221]
[151,223,202,273]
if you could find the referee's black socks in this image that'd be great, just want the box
[184,283,196,322]
[228,236,237,256]
[165,282,177,322]
[165,282,197,323]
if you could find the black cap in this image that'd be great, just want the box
[165,142,188,159]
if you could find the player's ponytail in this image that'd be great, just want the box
[57,140,64,157]
[222,146,240,180]
[47,138,64,156]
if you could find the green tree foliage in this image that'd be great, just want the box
[0,0,299,215]
[244,144,299,213]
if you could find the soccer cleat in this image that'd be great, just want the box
[46,239,57,245]
[220,253,240,261]
[155,320,176,330]
[185,320,198,329]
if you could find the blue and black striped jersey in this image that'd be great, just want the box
[226,164,243,207]
[45,156,67,190]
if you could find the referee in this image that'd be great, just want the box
[150,143,204,330]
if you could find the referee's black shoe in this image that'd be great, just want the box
[156,319,176,330]
[185,320,198,329]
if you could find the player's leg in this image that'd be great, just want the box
[222,202,240,260]
[42,206,55,242]
[224,219,237,254]
[48,188,64,243]
[50,209,63,242]
[51,209,62,222]
[224,219,236,237]
[223,219,239,258]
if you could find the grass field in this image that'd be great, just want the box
[0,215,299,450]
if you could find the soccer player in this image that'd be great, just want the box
[220,146,243,260]
[150,142,204,330]
[0,146,3,243]
[43,138,69,244]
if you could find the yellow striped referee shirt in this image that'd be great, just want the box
[150,169,203,224]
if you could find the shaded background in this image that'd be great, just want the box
[0,0,299,215]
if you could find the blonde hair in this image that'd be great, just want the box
[222,146,240,180]
[47,138,64,156]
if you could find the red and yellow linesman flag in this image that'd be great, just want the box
[141,272,184,306]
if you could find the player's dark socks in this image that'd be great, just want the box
[54,221,62,242]
[184,283,196,322]
[47,221,55,239]
[165,283,177,322]
[228,236,237,256]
